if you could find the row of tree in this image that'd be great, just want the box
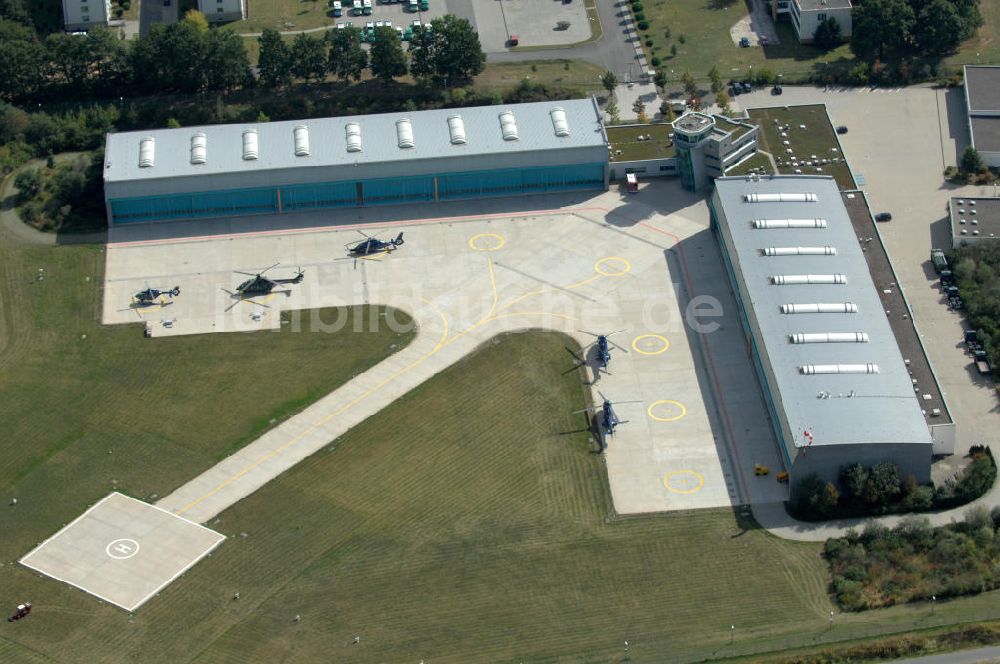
[850,0,983,61]
[258,15,484,88]
[0,9,484,104]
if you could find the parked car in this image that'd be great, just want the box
[874,212,892,222]
[771,85,782,95]
[507,34,519,46]
[741,81,752,93]
[836,125,848,134]
[739,36,750,47]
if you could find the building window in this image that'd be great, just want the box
[82,14,89,20]
[217,6,223,10]
[817,12,826,21]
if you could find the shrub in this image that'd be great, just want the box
[634,12,645,22]
[637,20,649,30]
[645,38,653,47]
[631,1,643,11]
[651,56,661,66]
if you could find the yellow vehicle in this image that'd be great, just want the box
[754,464,770,476]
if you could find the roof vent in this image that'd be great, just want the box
[242,129,259,161]
[396,118,415,149]
[753,219,827,228]
[780,303,858,314]
[744,192,818,203]
[762,246,836,256]
[138,137,155,168]
[499,110,519,141]
[799,363,879,375]
[790,332,869,344]
[447,115,467,145]
[550,106,570,137]
[293,125,310,157]
[771,274,847,285]
[190,132,207,165]
[346,122,362,153]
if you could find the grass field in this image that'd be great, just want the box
[727,151,775,177]
[747,104,855,189]
[635,0,850,83]
[227,0,335,34]
[0,240,413,567]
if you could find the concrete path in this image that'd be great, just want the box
[895,645,1000,664]
[101,186,787,524]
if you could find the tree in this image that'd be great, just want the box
[850,0,915,61]
[663,102,676,123]
[914,0,965,57]
[368,26,407,83]
[814,482,841,518]
[962,145,984,173]
[606,99,620,125]
[14,168,41,200]
[0,23,47,101]
[681,70,697,98]
[600,70,618,96]
[653,69,667,89]
[840,463,869,500]
[708,65,722,93]
[258,29,292,87]
[203,29,250,91]
[182,9,209,32]
[290,33,328,83]
[632,98,646,123]
[408,15,484,85]
[327,26,367,82]
[45,32,93,92]
[813,16,842,50]
[715,90,730,113]
[869,462,902,503]
[670,43,677,57]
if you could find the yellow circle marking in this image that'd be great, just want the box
[631,334,671,355]
[647,399,687,422]
[469,233,506,252]
[663,470,705,494]
[360,249,389,260]
[594,256,631,277]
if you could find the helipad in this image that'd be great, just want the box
[19,492,224,612]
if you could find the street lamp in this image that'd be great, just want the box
[931,595,936,615]
[730,625,735,644]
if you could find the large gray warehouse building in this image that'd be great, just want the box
[103,99,609,225]
[710,175,933,485]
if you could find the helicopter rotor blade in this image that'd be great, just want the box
[259,262,281,276]
[572,407,596,415]
[609,340,630,353]
[233,270,260,277]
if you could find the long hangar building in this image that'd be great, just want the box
[103,100,609,225]
[711,175,936,485]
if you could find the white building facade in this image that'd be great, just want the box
[773,0,853,43]
[62,0,111,31]
[199,0,246,22]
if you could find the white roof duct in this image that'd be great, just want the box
[762,246,836,256]
[550,106,570,137]
[780,303,858,314]
[242,129,259,161]
[190,133,207,165]
[293,125,310,157]
[771,274,847,285]
[790,332,869,344]
[799,363,879,375]
[745,192,818,203]
[138,137,155,168]
[345,122,362,153]
[753,219,827,229]
[396,118,414,148]
[499,110,519,141]
[447,115,467,145]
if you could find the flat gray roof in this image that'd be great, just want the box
[965,65,1000,112]
[970,116,1000,153]
[104,99,606,184]
[951,196,1000,240]
[714,175,932,451]
[796,0,852,10]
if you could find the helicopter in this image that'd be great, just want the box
[233,264,304,297]
[133,285,180,306]
[581,330,629,374]
[574,391,641,444]
[347,231,404,257]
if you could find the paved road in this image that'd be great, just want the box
[895,645,1000,664]
[486,0,640,79]
[732,85,1000,541]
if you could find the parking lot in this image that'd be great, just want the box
[467,0,590,52]
[332,0,448,34]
